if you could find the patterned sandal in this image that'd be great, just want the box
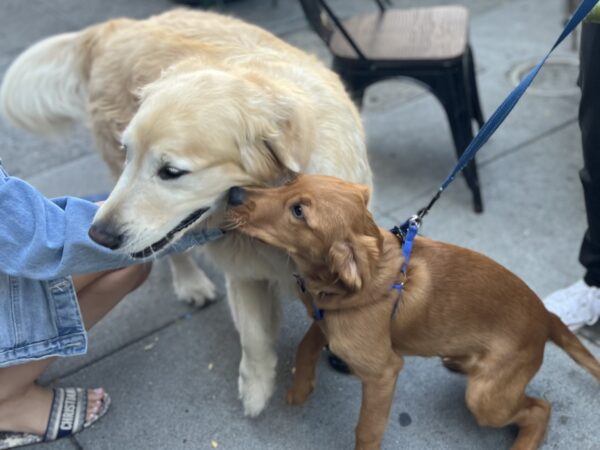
[0,387,111,449]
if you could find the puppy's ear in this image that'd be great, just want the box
[329,241,363,291]
[328,234,380,292]
[238,76,314,180]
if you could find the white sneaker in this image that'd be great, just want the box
[543,280,600,331]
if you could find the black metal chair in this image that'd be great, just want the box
[299,0,486,212]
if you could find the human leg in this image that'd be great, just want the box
[578,22,600,287]
[543,23,600,330]
[0,264,150,436]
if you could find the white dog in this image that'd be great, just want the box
[0,9,372,416]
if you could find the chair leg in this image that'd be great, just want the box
[462,153,483,213]
[467,46,485,129]
[334,66,368,109]
[435,68,483,213]
[345,79,367,109]
[350,87,366,109]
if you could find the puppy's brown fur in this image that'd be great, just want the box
[226,175,600,450]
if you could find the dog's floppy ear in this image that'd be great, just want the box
[329,241,362,291]
[238,75,314,180]
[329,241,364,291]
[328,234,381,292]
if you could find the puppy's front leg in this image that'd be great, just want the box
[287,321,327,405]
[355,355,403,450]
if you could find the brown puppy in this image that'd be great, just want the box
[225,175,600,450]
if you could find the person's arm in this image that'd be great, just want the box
[0,175,222,279]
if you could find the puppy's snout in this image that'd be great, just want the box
[227,186,246,206]
[89,221,125,250]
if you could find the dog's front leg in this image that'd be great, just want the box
[168,251,216,307]
[227,276,280,417]
[354,355,403,450]
[287,321,327,405]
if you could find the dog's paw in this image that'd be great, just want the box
[238,371,275,417]
[172,269,217,307]
[286,381,314,406]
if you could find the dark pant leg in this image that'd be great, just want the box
[579,23,600,287]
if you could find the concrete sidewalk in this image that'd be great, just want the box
[0,0,598,449]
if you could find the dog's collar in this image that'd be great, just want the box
[294,274,324,321]
[294,273,407,323]
[293,219,419,322]
[390,221,412,245]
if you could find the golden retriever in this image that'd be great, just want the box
[0,9,372,416]
[226,174,600,450]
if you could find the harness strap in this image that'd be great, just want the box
[294,273,325,321]
[390,218,420,316]
[313,305,325,321]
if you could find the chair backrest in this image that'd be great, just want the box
[299,0,370,59]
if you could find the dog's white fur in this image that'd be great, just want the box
[0,9,372,416]
[0,32,87,134]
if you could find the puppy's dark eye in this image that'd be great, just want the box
[119,144,127,153]
[291,203,304,220]
[158,166,190,180]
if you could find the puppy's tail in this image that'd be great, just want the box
[0,31,88,135]
[548,313,600,383]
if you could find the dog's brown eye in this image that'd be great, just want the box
[158,165,190,180]
[119,144,127,153]
[291,203,304,220]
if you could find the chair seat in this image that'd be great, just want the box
[329,5,469,62]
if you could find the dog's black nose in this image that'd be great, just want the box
[228,186,246,206]
[88,222,125,250]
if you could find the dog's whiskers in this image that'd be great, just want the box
[222,217,246,231]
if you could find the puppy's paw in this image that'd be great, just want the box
[238,371,275,417]
[172,269,217,307]
[286,381,314,406]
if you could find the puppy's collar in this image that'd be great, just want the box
[295,218,420,321]
[294,273,324,321]
[390,225,406,244]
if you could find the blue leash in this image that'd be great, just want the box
[389,0,599,309]
[413,0,599,223]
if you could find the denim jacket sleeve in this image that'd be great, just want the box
[0,170,223,280]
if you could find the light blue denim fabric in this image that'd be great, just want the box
[0,159,223,367]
